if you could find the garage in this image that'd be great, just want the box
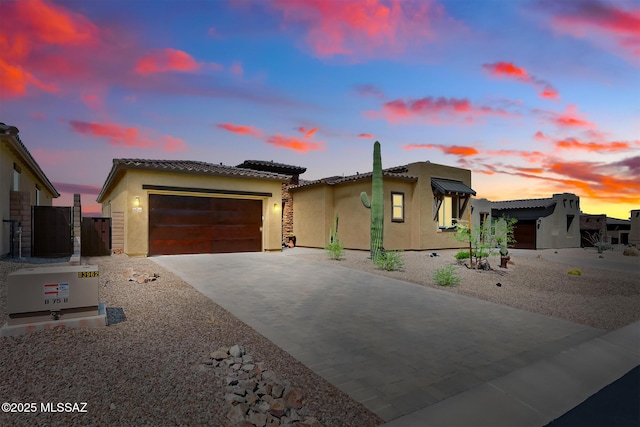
[148,194,262,255]
[512,220,536,249]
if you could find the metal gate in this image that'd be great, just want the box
[32,206,73,258]
[81,217,111,256]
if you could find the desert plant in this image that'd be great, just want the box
[374,250,404,271]
[584,232,612,254]
[454,250,471,260]
[325,214,344,260]
[433,265,460,286]
[568,269,582,276]
[325,240,344,260]
[453,215,517,270]
[360,141,384,262]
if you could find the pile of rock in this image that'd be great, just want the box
[202,344,323,427]
[122,267,159,283]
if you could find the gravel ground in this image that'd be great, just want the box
[0,255,383,427]
[0,247,637,426]
[292,246,640,331]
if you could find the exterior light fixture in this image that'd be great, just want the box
[132,196,142,213]
[274,203,280,212]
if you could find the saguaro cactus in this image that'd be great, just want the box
[360,141,384,261]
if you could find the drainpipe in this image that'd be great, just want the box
[17,222,23,259]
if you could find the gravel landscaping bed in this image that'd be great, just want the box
[0,255,383,427]
[293,247,640,331]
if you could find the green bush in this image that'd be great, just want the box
[433,265,461,286]
[568,269,582,276]
[325,240,344,260]
[454,250,489,260]
[374,250,404,271]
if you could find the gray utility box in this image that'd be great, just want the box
[7,265,99,325]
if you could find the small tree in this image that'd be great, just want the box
[453,215,517,269]
[584,231,612,254]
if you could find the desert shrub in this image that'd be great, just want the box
[374,250,404,271]
[433,265,460,286]
[325,240,344,260]
[568,269,582,276]
[454,250,490,260]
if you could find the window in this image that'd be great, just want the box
[391,192,404,222]
[566,215,574,232]
[438,195,459,229]
[13,163,21,191]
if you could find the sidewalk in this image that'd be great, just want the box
[382,321,639,426]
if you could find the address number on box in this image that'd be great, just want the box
[78,271,99,278]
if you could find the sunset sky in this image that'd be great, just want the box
[1,0,638,219]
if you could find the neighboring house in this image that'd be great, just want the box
[290,161,476,250]
[490,193,581,249]
[605,217,631,245]
[630,210,640,246]
[96,159,290,256]
[236,160,307,245]
[0,123,59,257]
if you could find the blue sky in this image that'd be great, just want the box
[1,0,638,218]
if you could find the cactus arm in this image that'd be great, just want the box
[360,192,371,208]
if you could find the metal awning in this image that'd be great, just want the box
[431,178,476,196]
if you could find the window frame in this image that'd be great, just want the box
[391,192,405,223]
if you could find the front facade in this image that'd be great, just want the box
[290,162,475,250]
[1,123,59,257]
[97,159,288,256]
[630,210,640,246]
[491,193,581,249]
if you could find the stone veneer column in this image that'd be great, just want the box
[73,194,81,256]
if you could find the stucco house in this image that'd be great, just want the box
[96,159,290,256]
[1,123,59,257]
[630,210,640,246]
[490,193,581,249]
[289,161,476,250]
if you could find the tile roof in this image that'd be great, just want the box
[236,159,307,175]
[97,158,290,202]
[491,197,557,210]
[431,177,476,196]
[0,122,59,197]
[290,165,416,189]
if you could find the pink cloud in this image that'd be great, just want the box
[266,134,324,152]
[404,143,479,156]
[134,48,201,75]
[372,96,516,124]
[555,138,630,152]
[545,0,640,63]
[269,0,449,59]
[297,127,318,138]
[540,105,595,128]
[230,61,244,76]
[358,133,373,138]
[68,120,186,151]
[482,61,560,100]
[216,123,263,138]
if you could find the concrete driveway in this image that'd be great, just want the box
[151,251,626,423]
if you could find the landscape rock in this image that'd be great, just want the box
[201,344,323,427]
[623,247,639,256]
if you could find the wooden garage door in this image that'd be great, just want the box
[513,220,536,249]
[149,194,262,255]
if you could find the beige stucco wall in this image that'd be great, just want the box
[1,142,55,257]
[292,162,473,251]
[100,169,284,256]
[537,193,581,249]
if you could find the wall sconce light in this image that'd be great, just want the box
[132,196,142,213]
[274,203,280,212]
